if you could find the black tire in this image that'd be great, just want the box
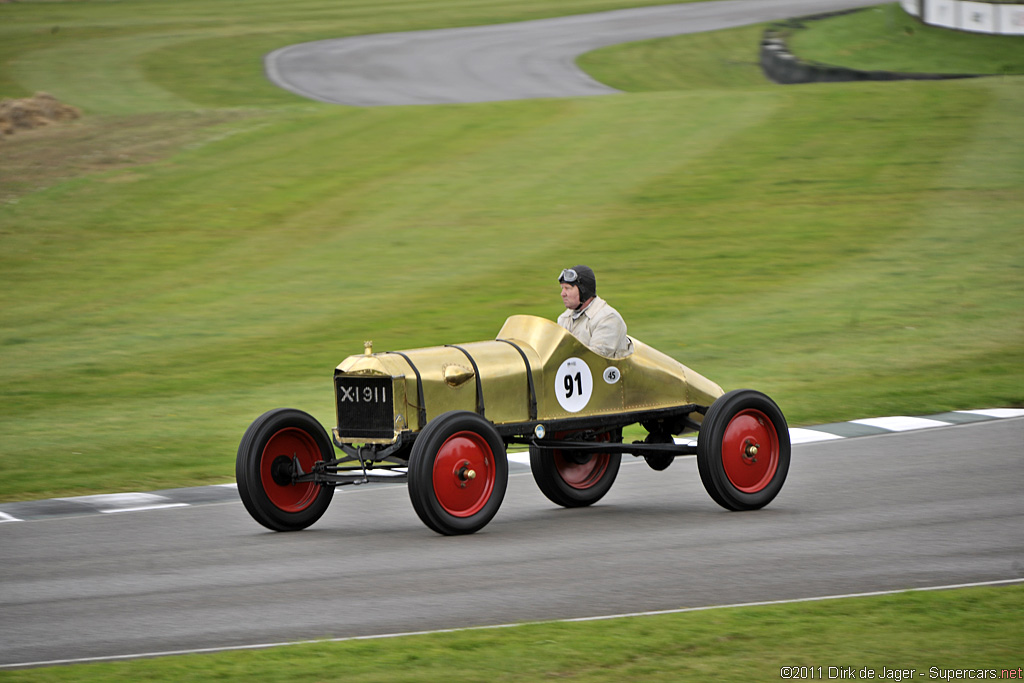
[236,408,335,531]
[529,431,621,508]
[407,411,508,535]
[697,389,790,511]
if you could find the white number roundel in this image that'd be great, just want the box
[555,357,593,413]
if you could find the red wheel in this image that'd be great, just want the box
[552,451,613,489]
[431,431,498,517]
[237,409,335,531]
[259,427,323,512]
[697,390,790,511]
[529,431,621,508]
[408,411,508,535]
[720,409,780,493]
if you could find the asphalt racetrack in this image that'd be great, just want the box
[265,0,877,106]
[2,419,1022,668]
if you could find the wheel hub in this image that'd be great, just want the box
[564,452,594,465]
[457,461,477,488]
[743,441,759,463]
[270,455,294,486]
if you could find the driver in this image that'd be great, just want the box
[557,265,634,359]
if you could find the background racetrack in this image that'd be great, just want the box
[265,0,876,105]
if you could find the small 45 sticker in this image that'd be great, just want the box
[555,357,593,413]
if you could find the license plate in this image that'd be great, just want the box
[335,375,394,439]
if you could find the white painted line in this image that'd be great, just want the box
[0,511,23,523]
[559,578,1024,623]
[2,577,1019,671]
[789,428,845,444]
[956,408,1024,419]
[213,483,237,489]
[57,492,169,507]
[850,416,952,432]
[99,504,190,514]
[57,492,187,514]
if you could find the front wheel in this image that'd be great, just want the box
[407,411,508,536]
[236,408,335,531]
[529,430,621,508]
[697,390,790,511]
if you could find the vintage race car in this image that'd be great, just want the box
[237,314,791,535]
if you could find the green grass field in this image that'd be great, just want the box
[1,0,1020,503]
[1,0,1022,679]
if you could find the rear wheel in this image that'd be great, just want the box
[697,390,790,510]
[408,411,508,535]
[236,408,335,531]
[529,431,621,508]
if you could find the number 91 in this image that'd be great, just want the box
[564,372,582,398]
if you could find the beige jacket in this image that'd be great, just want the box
[557,296,634,359]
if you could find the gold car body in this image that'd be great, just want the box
[333,315,724,445]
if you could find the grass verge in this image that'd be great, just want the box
[1,584,1020,680]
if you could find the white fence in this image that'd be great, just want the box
[900,0,1024,34]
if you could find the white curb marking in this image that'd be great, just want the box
[956,408,1024,419]
[100,504,190,514]
[57,492,171,508]
[789,428,845,444]
[849,416,953,432]
[507,452,532,467]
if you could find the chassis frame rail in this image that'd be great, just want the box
[525,438,698,456]
[294,437,698,487]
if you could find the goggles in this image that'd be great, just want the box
[559,268,578,284]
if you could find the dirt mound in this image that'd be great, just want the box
[0,92,81,139]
